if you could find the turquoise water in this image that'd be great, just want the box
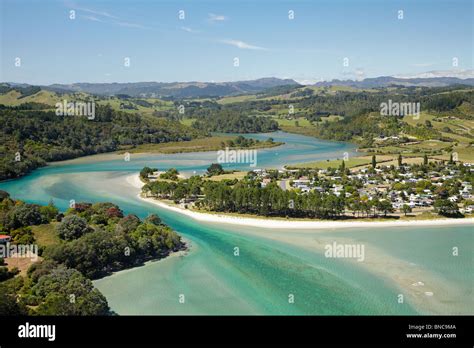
[1,132,472,315]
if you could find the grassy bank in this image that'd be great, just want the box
[120,136,284,154]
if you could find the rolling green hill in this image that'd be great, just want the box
[1,83,473,182]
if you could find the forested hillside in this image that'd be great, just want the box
[191,112,279,133]
[0,105,202,180]
[0,191,184,315]
[1,83,473,181]
[182,85,473,145]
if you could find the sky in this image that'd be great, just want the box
[0,0,473,85]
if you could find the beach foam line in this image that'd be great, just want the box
[128,173,474,230]
[126,173,146,189]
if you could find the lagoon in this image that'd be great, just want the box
[1,132,472,315]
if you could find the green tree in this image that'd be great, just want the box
[159,168,179,180]
[29,266,111,315]
[56,215,90,241]
[0,190,10,201]
[115,214,141,233]
[39,200,59,222]
[140,166,157,179]
[207,163,224,176]
[0,280,26,315]
[377,200,394,217]
[434,199,459,216]
[6,203,43,230]
[449,153,454,164]
[10,227,35,244]
[401,204,412,216]
[144,214,162,225]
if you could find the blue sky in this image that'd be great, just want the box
[1,0,472,84]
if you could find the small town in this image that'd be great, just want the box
[255,158,474,218]
[141,156,474,220]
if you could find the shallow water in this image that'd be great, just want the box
[1,132,472,315]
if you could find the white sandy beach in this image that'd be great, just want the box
[127,173,474,230]
[123,172,474,314]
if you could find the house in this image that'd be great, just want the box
[179,197,196,209]
[300,186,311,193]
[0,234,11,244]
[392,202,403,209]
[332,185,344,196]
[148,171,160,180]
[459,188,471,199]
[261,178,272,188]
[292,179,310,188]
[375,185,389,193]
[463,205,473,214]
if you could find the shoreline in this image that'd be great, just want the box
[46,137,286,165]
[127,173,474,230]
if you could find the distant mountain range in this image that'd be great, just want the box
[3,75,474,100]
[313,76,474,88]
[42,78,300,98]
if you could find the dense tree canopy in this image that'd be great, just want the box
[192,113,278,133]
[24,265,110,315]
[0,105,202,180]
[56,215,91,241]
[0,191,185,315]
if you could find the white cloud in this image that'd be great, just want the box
[220,39,266,50]
[82,15,103,22]
[341,68,366,81]
[181,26,199,33]
[67,2,148,30]
[208,13,227,22]
[78,7,118,19]
[65,0,119,20]
[394,69,474,79]
[294,79,322,85]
